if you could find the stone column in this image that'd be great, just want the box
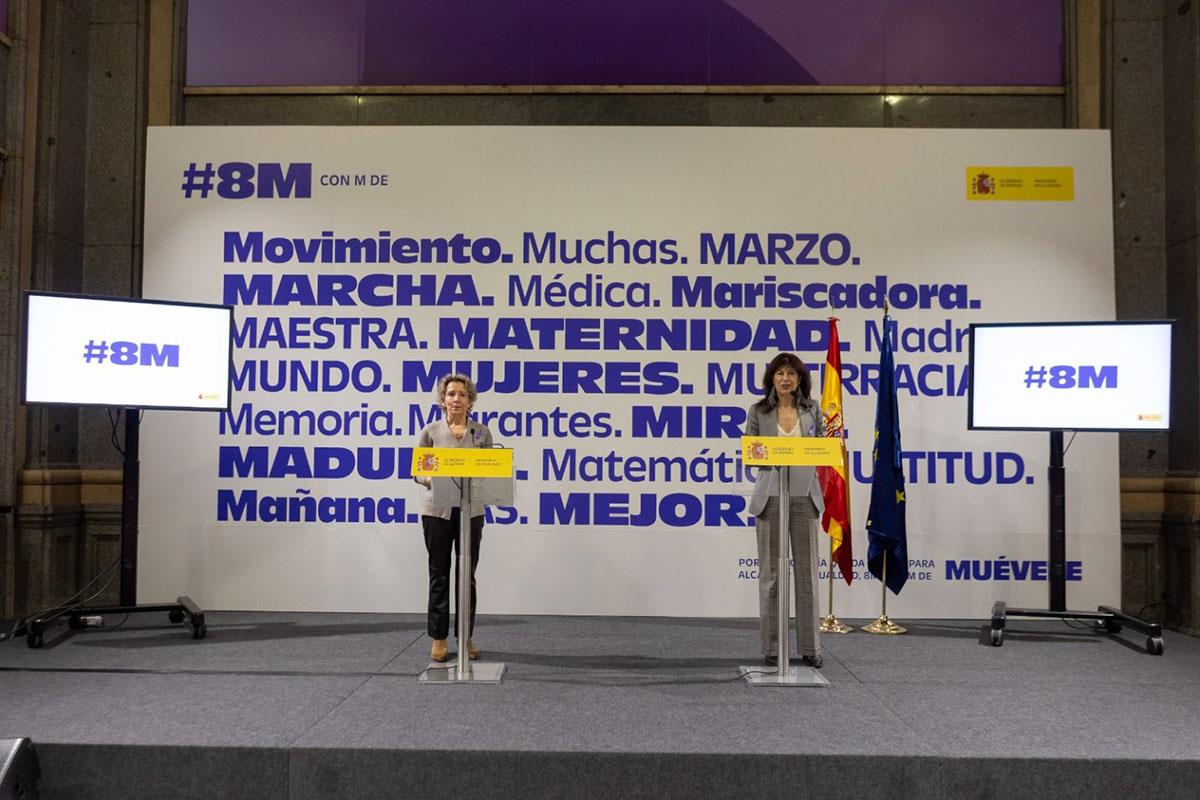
[1161,0,1200,635]
[3,0,154,621]
[15,0,92,619]
[1116,0,1200,634]
[1112,2,1171,620]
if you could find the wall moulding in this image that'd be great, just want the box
[19,469,123,507]
[182,84,1067,97]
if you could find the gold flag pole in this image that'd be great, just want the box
[819,440,852,634]
[863,559,906,634]
[820,538,853,634]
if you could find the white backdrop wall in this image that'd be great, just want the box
[139,126,1116,617]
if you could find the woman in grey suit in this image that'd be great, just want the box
[744,352,825,668]
[414,373,495,663]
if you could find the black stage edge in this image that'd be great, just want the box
[1,612,1198,800]
[989,430,1164,654]
[21,410,205,648]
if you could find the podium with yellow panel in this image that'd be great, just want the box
[412,446,513,685]
[739,436,842,687]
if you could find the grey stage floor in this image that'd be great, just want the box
[1,611,1198,799]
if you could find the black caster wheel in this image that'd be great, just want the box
[68,615,86,630]
[1146,636,1164,656]
[192,623,207,640]
[990,628,1003,647]
[168,610,185,624]
[26,633,43,649]
[1103,618,1122,634]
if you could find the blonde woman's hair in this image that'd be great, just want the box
[437,373,477,409]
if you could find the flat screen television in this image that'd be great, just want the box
[23,292,233,411]
[968,321,1172,431]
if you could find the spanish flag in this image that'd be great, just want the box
[817,318,853,585]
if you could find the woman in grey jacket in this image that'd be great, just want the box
[743,352,825,668]
[414,373,495,663]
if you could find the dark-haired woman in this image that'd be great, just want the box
[743,352,825,668]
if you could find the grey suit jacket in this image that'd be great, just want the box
[743,400,826,519]
[416,418,495,519]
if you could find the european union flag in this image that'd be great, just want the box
[866,314,907,595]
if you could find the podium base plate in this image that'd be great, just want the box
[419,661,507,684]
[738,664,829,687]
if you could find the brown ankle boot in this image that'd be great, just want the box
[430,638,448,662]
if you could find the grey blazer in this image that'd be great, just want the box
[743,400,826,519]
[415,418,495,519]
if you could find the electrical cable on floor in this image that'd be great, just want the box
[1137,600,1183,626]
[1060,618,1095,630]
[3,553,122,642]
[108,407,125,456]
[4,414,133,643]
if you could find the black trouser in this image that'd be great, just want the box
[422,509,484,639]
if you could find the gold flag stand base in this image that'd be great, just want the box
[819,614,854,634]
[862,614,906,635]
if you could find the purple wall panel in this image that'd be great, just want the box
[714,1,882,85]
[360,1,717,86]
[188,0,366,86]
[882,2,1063,85]
[186,0,1062,87]
[360,2,535,85]
[528,3,712,86]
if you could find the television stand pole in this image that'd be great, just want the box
[989,431,1164,655]
[23,409,206,648]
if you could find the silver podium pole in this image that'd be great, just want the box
[420,475,506,684]
[742,465,828,687]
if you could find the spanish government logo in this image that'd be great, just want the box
[966,166,1074,201]
[418,452,439,472]
[970,172,994,196]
